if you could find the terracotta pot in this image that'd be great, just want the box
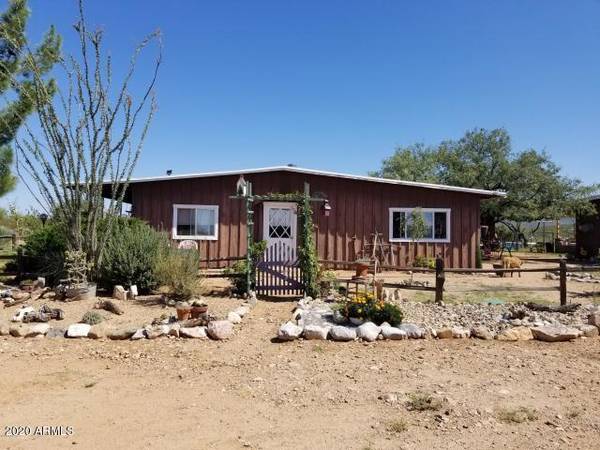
[176,306,192,321]
[190,305,208,319]
[354,261,370,278]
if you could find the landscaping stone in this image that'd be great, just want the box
[436,327,453,339]
[180,326,207,339]
[277,321,303,341]
[471,326,494,340]
[588,312,600,328]
[130,329,146,340]
[399,323,425,339]
[452,327,470,339]
[113,285,127,301]
[67,323,91,338]
[11,306,35,322]
[356,322,381,342]
[496,326,533,341]
[579,324,599,338]
[9,325,25,337]
[227,311,242,324]
[0,321,9,336]
[303,324,330,340]
[46,327,65,338]
[208,320,234,340]
[107,327,137,340]
[329,326,357,342]
[168,323,180,337]
[145,325,169,339]
[88,325,107,339]
[380,325,407,340]
[531,326,580,342]
[25,323,49,337]
[129,285,138,298]
[234,306,250,318]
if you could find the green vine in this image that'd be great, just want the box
[297,194,320,298]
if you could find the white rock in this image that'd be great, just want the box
[145,324,170,339]
[11,306,35,322]
[531,326,580,342]
[452,327,470,339]
[129,285,138,298]
[329,326,357,342]
[25,323,50,337]
[227,311,242,324]
[579,324,599,337]
[67,323,91,338]
[207,320,234,340]
[399,323,425,339]
[356,322,381,342]
[303,324,329,340]
[130,328,146,340]
[234,306,250,317]
[168,323,180,337]
[113,285,127,301]
[381,326,407,340]
[277,321,303,341]
[180,326,208,339]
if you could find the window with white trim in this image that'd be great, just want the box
[389,208,450,243]
[172,204,219,240]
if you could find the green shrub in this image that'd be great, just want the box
[154,246,202,300]
[224,240,266,295]
[81,311,103,325]
[98,217,169,293]
[413,255,435,269]
[18,222,67,285]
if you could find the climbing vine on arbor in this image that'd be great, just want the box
[297,194,320,298]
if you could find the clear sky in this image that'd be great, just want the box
[4,0,600,210]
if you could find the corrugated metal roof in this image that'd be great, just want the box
[115,165,506,197]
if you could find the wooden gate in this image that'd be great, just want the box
[256,241,304,296]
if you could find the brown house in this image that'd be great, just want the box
[576,195,600,259]
[106,166,504,269]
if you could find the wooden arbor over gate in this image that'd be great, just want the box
[230,178,328,296]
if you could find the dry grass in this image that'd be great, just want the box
[496,406,538,424]
[386,418,408,434]
[405,392,443,412]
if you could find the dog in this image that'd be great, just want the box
[502,256,522,277]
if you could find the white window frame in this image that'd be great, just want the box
[172,204,219,240]
[388,207,451,243]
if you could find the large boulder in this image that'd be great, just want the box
[496,326,533,341]
[180,326,208,339]
[399,323,425,339]
[277,321,303,341]
[46,327,66,338]
[207,320,234,340]
[531,326,580,342]
[329,326,357,342]
[227,311,242,324]
[113,285,127,301]
[436,327,453,339]
[67,323,91,338]
[380,324,407,340]
[303,324,329,340]
[107,327,137,340]
[356,322,381,342]
[471,326,494,340]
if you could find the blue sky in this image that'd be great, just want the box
[4,0,600,210]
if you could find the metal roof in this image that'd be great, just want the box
[117,165,506,197]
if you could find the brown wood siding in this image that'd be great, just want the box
[129,170,486,268]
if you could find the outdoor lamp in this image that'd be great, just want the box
[322,200,332,217]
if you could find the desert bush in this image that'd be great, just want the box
[336,293,404,326]
[413,255,435,269]
[17,222,67,285]
[386,418,408,433]
[98,217,168,293]
[496,406,538,424]
[154,246,202,300]
[81,311,103,325]
[406,392,443,412]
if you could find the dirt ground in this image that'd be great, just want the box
[1,264,600,450]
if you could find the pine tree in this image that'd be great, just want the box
[0,0,60,196]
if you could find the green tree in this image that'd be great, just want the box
[0,0,60,196]
[373,128,596,245]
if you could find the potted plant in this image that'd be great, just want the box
[175,301,192,321]
[353,258,371,279]
[63,250,96,301]
[190,299,208,318]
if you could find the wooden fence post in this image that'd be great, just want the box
[435,256,445,304]
[559,259,567,306]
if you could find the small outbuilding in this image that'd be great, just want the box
[104,165,504,269]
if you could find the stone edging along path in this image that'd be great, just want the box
[277,298,600,344]
[1,300,256,342]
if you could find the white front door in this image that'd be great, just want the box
[263,202,297,261]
